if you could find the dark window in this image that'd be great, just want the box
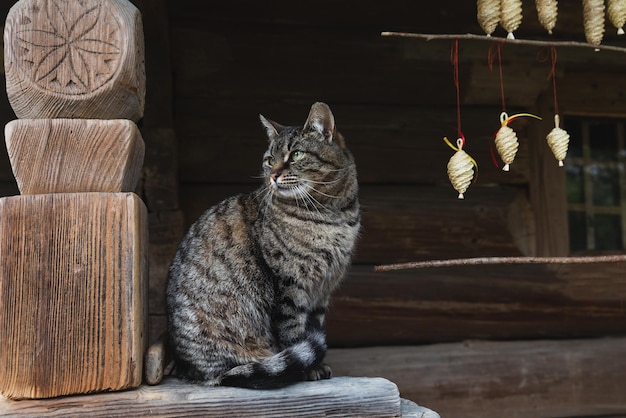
[565,117,626,252]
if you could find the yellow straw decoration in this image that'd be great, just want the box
[444,137,478,199]
[546,114,570,166]
[494,112,542,171]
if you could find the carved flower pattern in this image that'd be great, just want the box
[14,0,121,95]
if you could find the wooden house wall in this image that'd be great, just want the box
[2,0,626,415]
[151,2,626,414]
[151,0,626,346]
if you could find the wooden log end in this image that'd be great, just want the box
[5,119,145,194]
[3,0,145,120]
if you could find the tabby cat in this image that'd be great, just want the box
[166,102,360,388]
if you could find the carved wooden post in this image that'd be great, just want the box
[0,0,147,400]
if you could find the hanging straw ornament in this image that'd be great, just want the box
[494,112,542,171]
[478,0,502,36]
[535,0,558,34]
[546,114,570,166]
[445,137,477,199]
[501,0,523,39]
[608,0,626,34]
[583,0,606,45]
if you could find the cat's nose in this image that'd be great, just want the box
[270,168,282,181]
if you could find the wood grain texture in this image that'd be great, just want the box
[174,100,531,186]
[140,128,179,211]
[325,263,626,346]
[5,119,145,194]
[528,94,569,256]
[327,338,626,418]
[0,377,404,417]
[0,193,147,399]
[147,210,184,316]
[179,184,531,265]
[3,0,145,121]
[141,262,626,349]
[165,0,626,43]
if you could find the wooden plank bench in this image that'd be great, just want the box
[0,377,439,417]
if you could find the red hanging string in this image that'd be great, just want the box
[488,41,507,113]
[537,46,559,116]
[487,41,506,168]
[450,39,464,147]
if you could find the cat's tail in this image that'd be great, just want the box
[219,318,328,389]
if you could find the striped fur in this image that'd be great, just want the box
[166,103,360,388]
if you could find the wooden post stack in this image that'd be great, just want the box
[0,0,147,400]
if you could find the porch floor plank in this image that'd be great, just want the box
[0,376,435,417]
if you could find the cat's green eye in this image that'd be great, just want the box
[266,156,275,166]
[291,150,305,162]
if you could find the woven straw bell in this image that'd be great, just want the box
[501,0,523,39]
[446,138,477,199]
[477,0,502,35]
[546,114,570,166]
[535,0,558,34]
[494,113,519,171]
[583,0,606,45]
[608,0,626,34]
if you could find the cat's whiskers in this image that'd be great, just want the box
[298,185,335,216]
[255,185,275,215]
[304,174,346,186]
[303,183,343,200]
[277,182,327,216]
[298,187,325,216]
[297,192,315,215]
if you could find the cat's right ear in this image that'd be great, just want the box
[259,114,285,142]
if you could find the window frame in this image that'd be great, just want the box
[564,116,626,252]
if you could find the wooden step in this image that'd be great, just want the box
[0,377,439,417]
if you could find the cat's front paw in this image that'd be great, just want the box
[305,363,332,381]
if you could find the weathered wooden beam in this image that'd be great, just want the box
[179,184,532,265]
[327,338,626,418]
[528,93,570,256]
[558,71,626,117]
[0,377,431,417]
[326,263,626,346]
[375,254,626,271]
[381,32,626,53]
[165,0,626,43]
[169,27,459,106]
[147,210,185,316]
[355,185,529,263]
[5,119,144,194]
[0,193,147,399]
[3,0,145,121]
[173,102,532,185]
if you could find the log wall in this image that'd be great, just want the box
[160,4,626,416]
[2,1,626,416]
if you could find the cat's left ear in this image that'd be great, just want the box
[259,114,285,142]
[304,102,335,143]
